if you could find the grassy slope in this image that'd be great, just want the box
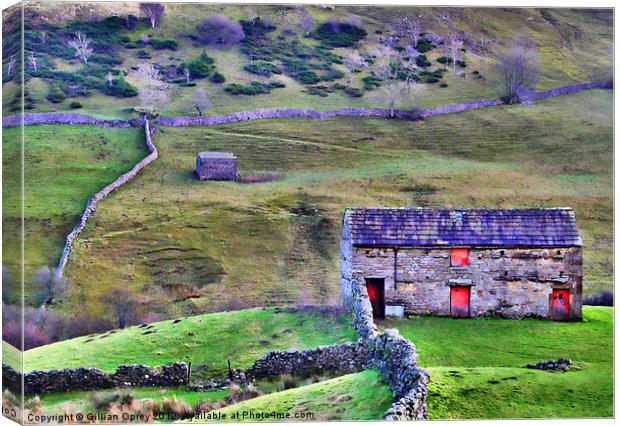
[1,125,148,294]
[23,308,357,374]
[65,90,612,319]
[38,387,228,416]
[4,6,612,118]
[208,370,392,422]
[2,341,21,370]
[382,306,613,418]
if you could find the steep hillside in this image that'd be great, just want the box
[64,90,612,317]
[23,307,357,374]
[1,125,147,296]
[3,5,612,118]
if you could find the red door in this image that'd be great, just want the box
[450,286,470,318]
[366,279,385,319]
[551,289,570,321]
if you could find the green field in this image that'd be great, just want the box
[209,370,392,422]
[382,306,613,418]
[23,308,357,375]
[1,125,148,297]
[63,89,612,319]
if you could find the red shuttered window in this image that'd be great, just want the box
[451,248,469,267]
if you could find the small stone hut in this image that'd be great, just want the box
[340,207,583,320]
[196,152,237,181]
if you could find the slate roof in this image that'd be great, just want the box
[345,207,582,247]
[197,151,237,160]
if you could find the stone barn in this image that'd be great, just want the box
[340,207,583,320]
[196,151,237,180]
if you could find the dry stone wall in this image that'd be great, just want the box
[3,81,612,131]
[55,119,158,276]
[2,112,137,128]
[348,277,429,420]
[245,341,369,379]
[3,363,189,395]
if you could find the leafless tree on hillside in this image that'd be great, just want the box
[441,27,465,73]
[187,87,210,116]
[395,14,423,48]
[299,8,314,35]
[68,31,93,65]
[28,52,38,71]
[497,34,540,103]
[343,50,366,86]
[139,3,166,29]
[371,46,422,117]
[104,288,137,329]
[135,62,170,112]
[183,66,190,83]
[32,267,68,306]
[7,55,16,75]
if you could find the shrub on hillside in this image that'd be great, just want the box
[315,21,367,48]
[415,38,434,53]
[437,56,453,65]
[244,60,282,77]
[101,72,138,97]
[136,50,152,59]
[362,75,382,90]
[209,72,226,83]
[415,54,431,67]
[425,76,440,83]
[9,86,35,111]
[344,86,364,97]
[152,39,178,50]
[46,85,67,103]
[297,70,321,84]
[224,80,285,95]
[196,15,245,47]
[69,101,83,109]
[185,51,215,79]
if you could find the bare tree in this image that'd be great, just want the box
[139,3,165,29]
[7,55,16,75]
[68,32,93,65]
[187,87,210,116]
[371,46,421,117]
[31,267,68,306]
[183,66,190,83]
[444,29,464,73]
[343,50,365,86]
[28,52,37,71]
[196,15,245,47]
[299,8,314,35]
[39,31,47,45]
[104,288,137,329]
[135,62,170,112]
[497,34,540,103]
[395,14,423,47]
[106,71,113,86]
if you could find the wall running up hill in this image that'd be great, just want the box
[55,119,158,277]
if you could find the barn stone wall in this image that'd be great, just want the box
[350,246,583,319]
[196,158,238,181]
[3,363,189,395]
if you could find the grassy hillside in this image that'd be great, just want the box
[3,6,612,118]
[23,307,356,375]
[64,90,612,318]
[382,306,613,418]
[1,125,148,297]
[208,370,392,422]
